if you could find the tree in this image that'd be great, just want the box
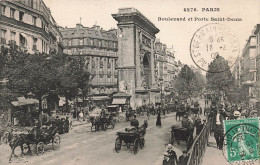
[3,45,65,111]
[206,55,234,99]
[175,65,198,100]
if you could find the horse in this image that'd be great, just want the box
[9,133,32,162]
[90,116,101,132]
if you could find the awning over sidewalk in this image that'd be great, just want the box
[11,97,38,107]
[112,98,126,105]
[92,96,110,101]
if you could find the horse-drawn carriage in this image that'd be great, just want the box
[9,124,60,162]
[115,120,148,154]
[169,126,193,148]
[89,108,115,132]
[107,105,121,122]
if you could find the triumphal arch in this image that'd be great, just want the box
[112,8,160,108]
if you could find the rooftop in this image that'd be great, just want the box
[59,24,117,41]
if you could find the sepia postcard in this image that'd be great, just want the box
[0,0,259,165]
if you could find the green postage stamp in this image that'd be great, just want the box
[224,118,260,163]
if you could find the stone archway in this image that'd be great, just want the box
[143,53,151,89]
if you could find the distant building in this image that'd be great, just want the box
[59,24,118,106]
[240,34,257,102]
[154,39,177,95]
[253,24,260,108]
[0,0,63,54]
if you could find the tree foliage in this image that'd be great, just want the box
[174,65,203,99]
[206,55,234,95]
[0,45,91,111]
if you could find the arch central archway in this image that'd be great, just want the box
[143,53,151,89]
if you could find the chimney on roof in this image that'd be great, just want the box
[76,23,83,30]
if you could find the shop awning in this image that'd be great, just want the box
[92,96,111,101]
[112,98,126,105]
[11,97,38,107]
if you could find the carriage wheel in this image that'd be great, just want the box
[139,138,145,149]
[102,123,108,131]
[36,142,44,155]
[133,139,139,155]
[112,123,115,129]
[115,137,121,153]
[91,125,95,132]
[52,135,60,150]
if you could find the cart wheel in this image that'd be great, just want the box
[112,122,115,129]
[52,135,60,150]
[102,123,108,131]
[133,139,139,155]
[91,125,95,132]
[36,142,44,155]
[140,138,145,149]
[115,137,121,153]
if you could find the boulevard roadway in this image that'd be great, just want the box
[1,113,184,165]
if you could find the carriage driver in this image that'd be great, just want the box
[130,115,139,129]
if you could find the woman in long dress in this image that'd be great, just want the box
[156,109,161,127]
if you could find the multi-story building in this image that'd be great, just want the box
[0,0,63,54]
[154,39,177,96]
[60,24,118,106]
[231,57,241,87]
[253,24,260,109]
[240,34,257,103]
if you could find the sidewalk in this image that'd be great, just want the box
[201,134,229,165]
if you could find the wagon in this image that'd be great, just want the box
[115,121,148,154]
[107,105,121,122]
[9,125,60,162]
[169,126,193,146]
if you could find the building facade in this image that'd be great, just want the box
[112,8,160,108]
[0,0,63,54]
[253,24,260,108]
[154,39,177,97]
[60,24,118,106]
[240,34,257,101]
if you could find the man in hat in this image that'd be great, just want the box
[130,115,139,129]
[214,105,225,150]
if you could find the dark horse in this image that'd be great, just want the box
[9,133,32,162]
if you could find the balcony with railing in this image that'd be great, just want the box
[1,15,49,40]
[90,81,117,87]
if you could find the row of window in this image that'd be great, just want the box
[1,4,48,30]
[63,38,117,49]
[1,28,49,53]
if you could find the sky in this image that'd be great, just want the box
[44,0,260,72]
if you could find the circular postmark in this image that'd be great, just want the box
[190,23,240,73]
[223,120,260,164]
